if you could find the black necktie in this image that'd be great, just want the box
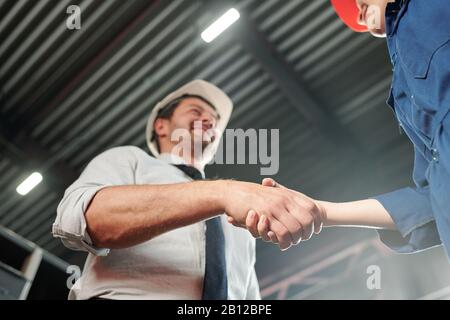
[174,164,228,300]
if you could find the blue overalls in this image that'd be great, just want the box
[373,0,450,259]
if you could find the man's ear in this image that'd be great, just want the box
[154,118,169,138]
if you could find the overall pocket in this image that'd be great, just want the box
[395,0,450,80]
[394,0,450,142]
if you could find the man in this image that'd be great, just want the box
[243,0,450,259]
[52,80,320,299]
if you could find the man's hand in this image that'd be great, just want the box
[222,179,325,250]
[221,180,302,250]
[227,178,326,251]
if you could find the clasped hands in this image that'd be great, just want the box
[223,178,326,251]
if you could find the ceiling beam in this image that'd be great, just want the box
[236,15,370,156]
[201,0,372,159]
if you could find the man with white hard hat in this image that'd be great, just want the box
[53,79,321,299]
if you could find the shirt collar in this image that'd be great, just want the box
[385,0,409,37]
[158,153,206,177]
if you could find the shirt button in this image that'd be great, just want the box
[431,148,439,162]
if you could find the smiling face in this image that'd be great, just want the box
[356,0,389,37]
[154,97,220,157]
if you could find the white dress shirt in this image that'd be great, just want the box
[52,146,260,300]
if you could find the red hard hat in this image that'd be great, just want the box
[330,0,368,32]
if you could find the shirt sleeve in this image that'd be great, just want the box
[52,146,140,256]
[372,146,442,253]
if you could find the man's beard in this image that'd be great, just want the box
[190,121,216,150]
[191,131,212,152]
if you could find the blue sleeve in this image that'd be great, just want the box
[372,147,442,253]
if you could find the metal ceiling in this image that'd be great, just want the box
[1,0,449,299]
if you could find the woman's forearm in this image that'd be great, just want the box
[317,199,397,230]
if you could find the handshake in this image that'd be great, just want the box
[220,178,327,251]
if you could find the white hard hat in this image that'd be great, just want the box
[146,79,233,158]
